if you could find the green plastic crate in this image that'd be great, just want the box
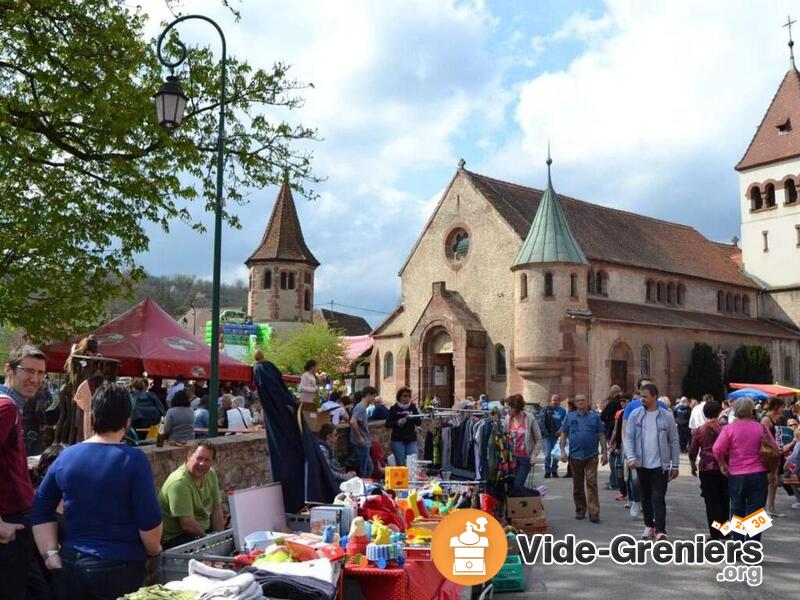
[491,554,526,593]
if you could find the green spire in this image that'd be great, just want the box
[513,150,588,267]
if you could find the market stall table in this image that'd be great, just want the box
[343,560,461,600]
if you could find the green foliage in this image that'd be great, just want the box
[0,0,319,341]
[255,322,346,376]
[682,343,725,401]
[727,345,773,385]
[103,272,247,320]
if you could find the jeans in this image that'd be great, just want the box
[56,546,144,600]
[608,445,618,488]
[626,463,641,502]
[0,512,50,600]
[390,440,417,467]
[569,457,599,517]
[513,457,532,494]
[637,467,669,533]
[699,470,729,540]
[543,436,559,474]
[354,444,373,478]
[728,471,769,541]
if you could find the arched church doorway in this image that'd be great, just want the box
[422,328,455,406]
[610,341,633,393]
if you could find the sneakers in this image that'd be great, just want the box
[604,483,616,490]
[589,515,600,523]
[654,532,668,541]
[551,473,559,478]
[642,526,654,539]
[791,502,800,510]
[544,473,551,479]
[615,494,627,502]
[575,513,586,520]
[769,511,787,518]
[624,501,632,508]
[629,501,641,518]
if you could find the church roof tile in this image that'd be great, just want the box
[736,68,800,171]
[246,181,319,267]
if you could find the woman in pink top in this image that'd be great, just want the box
[713,398,779,540]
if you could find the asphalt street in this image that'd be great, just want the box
[495,455,799,600]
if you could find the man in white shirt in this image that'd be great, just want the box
[320,392,348,425]
[166,376,186,407]
[689,394,712,432]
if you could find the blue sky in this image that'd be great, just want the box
[137,0,797,325]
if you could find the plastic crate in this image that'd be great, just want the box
[490,555,526,593]
[160,529,237,583]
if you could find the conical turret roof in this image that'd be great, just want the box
[246,178,319,267]
[513,155,588,267]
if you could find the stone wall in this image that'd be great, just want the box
[140,432,271,510]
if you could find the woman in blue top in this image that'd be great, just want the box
[31,383,163,600]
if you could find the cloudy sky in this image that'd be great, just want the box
[137,0,797,325]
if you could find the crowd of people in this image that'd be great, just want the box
[2,344,234,600]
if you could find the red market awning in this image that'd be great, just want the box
[729,383,800,398]
[43,298,252,382]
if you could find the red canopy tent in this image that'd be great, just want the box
[43,298,252,382]
[729,383,800,398]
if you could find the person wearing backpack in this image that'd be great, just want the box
[541,394,567,478]
[129,378,165,430]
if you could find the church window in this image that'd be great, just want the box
[570,273,578,298]
[677,284,686,306]
[445,228,470,264]
[587,269,596,294]
[640,346,652,378]
[520,274,528,300]
[667,282,676,305]
[280,271,295,290]
[786,179,798,204]
[750,187,763,211]
[544,272,554,298]
[304,272,311,284]
[384,352,394,379]
[656,281,665,303]
[784,356,794,384]
[495,345,507,377]
[762,231,769,253]
[645,280,655,302]
[596,270,608,296]
[725,292,733,312]
[765,183,776,208]
[263,270,272,289]
[743,295,751,316]
[734,294,741,314]
[304,289,311,311]
[777,118,792,135]
[717,291,724,312]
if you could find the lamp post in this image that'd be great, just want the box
[155,15,226,437]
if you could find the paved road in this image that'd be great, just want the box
[497,455,799,600]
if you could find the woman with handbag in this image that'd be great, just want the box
[761,398,787,517]
[713,398,780,540]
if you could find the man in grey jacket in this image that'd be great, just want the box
[625,383,679,541]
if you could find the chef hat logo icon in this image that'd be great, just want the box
[431,509,507,585]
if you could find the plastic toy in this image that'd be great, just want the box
[346,517,369,556]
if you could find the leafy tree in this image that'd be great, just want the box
[251,322,347,376]
[682,343,725,401]
[0,0,319,341]
[727,345,774,385]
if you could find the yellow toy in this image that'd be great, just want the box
[405,527,433,545]
[371,517,391,545]
[407,490,422,520]
[384,466,409,490]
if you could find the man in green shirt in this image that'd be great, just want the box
[159,442,225,548]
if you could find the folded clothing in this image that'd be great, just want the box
[242,566,337,600]
[120,585,198,599]
[196,574,263,600]
[250,556,335,585]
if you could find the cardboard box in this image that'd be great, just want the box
[514,516,548,535]
[507,496,545,519]
[302,408,331,433]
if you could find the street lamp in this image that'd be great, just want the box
[155,14,227,437]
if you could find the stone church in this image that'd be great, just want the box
[370,54,800,406]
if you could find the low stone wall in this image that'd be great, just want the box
[332,419,435,460]
[139,432,271,510]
